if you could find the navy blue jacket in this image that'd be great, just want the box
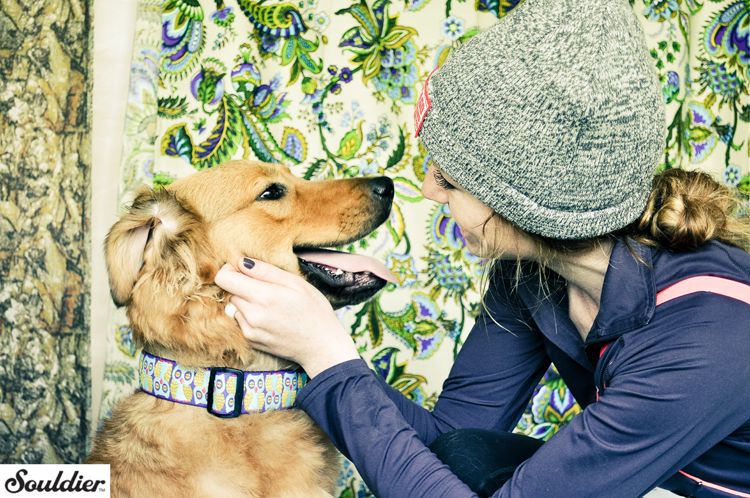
[298,239,750,497]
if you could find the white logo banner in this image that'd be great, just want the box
[0,465,110,496]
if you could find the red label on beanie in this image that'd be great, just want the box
[414,67,438,137]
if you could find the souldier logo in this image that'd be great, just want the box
[4,469,106,493]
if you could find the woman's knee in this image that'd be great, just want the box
[428,429,544,496]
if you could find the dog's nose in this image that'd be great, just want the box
[371,177,394,200]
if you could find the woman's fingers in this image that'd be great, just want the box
[215,258,309,302]
[238,257,306,287]
[230,297,268,341]
[230,295,264,331]
[215,258,358,373]
[233,307,266,348]
[214,263,273,303]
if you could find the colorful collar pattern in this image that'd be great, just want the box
[138,351,307,418]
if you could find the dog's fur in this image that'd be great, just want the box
[88,160,394,498]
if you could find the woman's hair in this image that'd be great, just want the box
[476,168,750,313]
[631,168,750,251]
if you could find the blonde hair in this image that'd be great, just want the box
[476,168,750,315]
[634,168,750,250]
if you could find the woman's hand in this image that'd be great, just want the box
[214,258,360,378]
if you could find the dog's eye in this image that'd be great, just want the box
[257,184,286,201]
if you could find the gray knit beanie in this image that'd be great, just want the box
[415,0,666,240]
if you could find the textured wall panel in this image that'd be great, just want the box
[0,0,92,463]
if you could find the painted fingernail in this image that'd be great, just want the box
[243,258,255,270]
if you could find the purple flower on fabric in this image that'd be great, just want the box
[257,33,281,57]
[662,71,679,104]
[231,62,261,93]
[724,165,742,187]
[703,2,750,69]
[430,254,469,291]
[301,89,324,105]
[719,126,734,144]
[328,65,338,76]
[116,325,137,358]
[698,60,744,104]
[330,83,342,95]
[684,102,718,164]
[441,16,465,40]
[191,67,225,105]
[399,86,416,102]
[643,0,680,22]
[689,102,713,127]
[337,0,417,85]
[269,72,283,91]
[210,7,234,25]
[715,117,734,145]
[251,85,289,122]
[531,385,579,425]
[405,0,430,11]
[431,204,467,251]
[372,40,419,104]
[413,294,440,321]
[340,67,353,83]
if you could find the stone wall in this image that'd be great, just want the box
[0,0,92,463]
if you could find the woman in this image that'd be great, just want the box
[215,0,750,496]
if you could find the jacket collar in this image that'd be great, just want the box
[585,238,656,345]
[512,238,656,370]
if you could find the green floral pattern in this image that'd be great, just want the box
[102,0,748,494]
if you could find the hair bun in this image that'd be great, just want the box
[638,169,747,250]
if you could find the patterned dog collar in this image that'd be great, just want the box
[138,351,308,418]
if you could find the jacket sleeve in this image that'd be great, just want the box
[369,304,551,446]
[296,274,551,498]
[297,359,480,498]
[494,292,750,498]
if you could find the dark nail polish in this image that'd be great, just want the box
[243,258,255,270]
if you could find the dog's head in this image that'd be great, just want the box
[106,160,395,368]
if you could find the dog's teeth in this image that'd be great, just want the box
[312,262,345,277]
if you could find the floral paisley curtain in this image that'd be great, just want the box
[99,0,748,494]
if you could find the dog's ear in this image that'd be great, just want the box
[105,185,207,307]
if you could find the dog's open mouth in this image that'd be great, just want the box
[295,249,398,308]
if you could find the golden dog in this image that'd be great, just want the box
[88,160,396,498]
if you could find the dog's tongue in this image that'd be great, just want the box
[296,249,399,284]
